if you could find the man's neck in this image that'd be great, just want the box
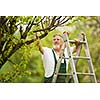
[53,48,61,55]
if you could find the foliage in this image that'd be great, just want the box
[62,16,100,82]
[0,16,74,82]
[0,16,100,83]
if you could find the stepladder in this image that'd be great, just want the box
[52,32,97,83]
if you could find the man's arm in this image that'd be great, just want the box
[72,39,80,53]
[36,39,44,54]
[63,31,80,53]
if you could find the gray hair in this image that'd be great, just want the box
[52,34,64,42]
[53,34,63,39]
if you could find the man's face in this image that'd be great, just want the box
[52,35,63,50]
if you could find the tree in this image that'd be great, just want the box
[63,16,100,82]
[0,16,74,69]
[1,16,99,82]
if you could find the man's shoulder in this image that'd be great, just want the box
[43,47,52,51]
[65,47,74,52]
[65,47,74,50]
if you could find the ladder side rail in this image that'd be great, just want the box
[52,43,66,83]
[68,33,83,83]
[83,34,97,82]
[68,43,82,83]
[64,33,79,83]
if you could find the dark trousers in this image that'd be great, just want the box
[44,75,66,83]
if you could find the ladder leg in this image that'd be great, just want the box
[64,33,79,83]
[68,34,83,83]
[52,43,66,83]
[83,34,97,83]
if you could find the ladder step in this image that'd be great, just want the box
[73,56,90,60]
[76,72,94,76]
[62,57,69,59]
[68,40,86,44]
[58,73,72,76]
[63,56,90,60]
[57,72,94,76]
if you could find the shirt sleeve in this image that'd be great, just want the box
[70,46,74,53]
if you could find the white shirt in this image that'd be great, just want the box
[42,47,74,78]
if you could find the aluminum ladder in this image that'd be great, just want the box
[52,32,97,83]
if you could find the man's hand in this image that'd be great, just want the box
[34,35,44,54]
[74,38,80,46]
[73,38,80,53]
[35,38,41,46]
